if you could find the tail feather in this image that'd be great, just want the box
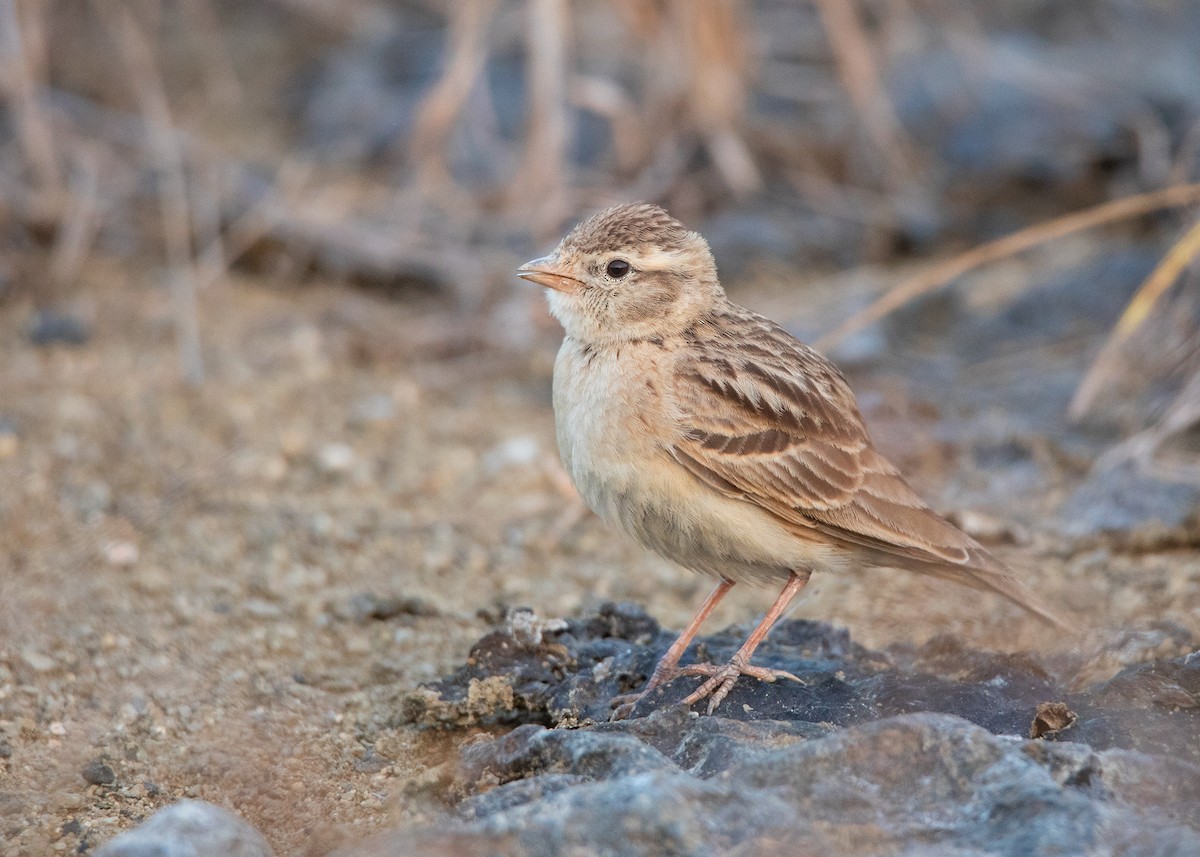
[916,546,1078,633]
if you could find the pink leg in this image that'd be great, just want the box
[609,578,734,720]
[680,570,811,714]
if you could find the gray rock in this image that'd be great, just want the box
[343,712,1200,857]
[28,309,90,346]
[1059,460,1200,538]
[362,606,1200,855]
[81,759,116,786]
[95,800,274,857]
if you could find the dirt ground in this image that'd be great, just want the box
[1,258,1198,856]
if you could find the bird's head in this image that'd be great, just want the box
[518,203,723,343]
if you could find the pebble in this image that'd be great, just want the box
[82,760,116,785]
[94,800,274,857]
[482,436,541,474]
[20,649,57,673]
[29,309,90,346]
[103,540,140,567]
[349,393,396,425]
[243,598,283,619]
[0,424,17,459]
[315,442,356,474]
[52,792,83,811]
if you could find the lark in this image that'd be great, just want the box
[518,202,1066,719]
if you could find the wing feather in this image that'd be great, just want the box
[668,306,1069,628]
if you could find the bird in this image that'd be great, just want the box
[517,202,1068,719]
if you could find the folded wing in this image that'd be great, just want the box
[669,310,1067,628]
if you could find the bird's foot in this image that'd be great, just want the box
[609,667,684,721]
[608,689,649,722]
[679,657,805,714]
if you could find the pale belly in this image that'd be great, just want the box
[552,338,849,585]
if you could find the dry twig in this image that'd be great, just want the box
[810,0,915,184]
[111,8,205,384]
[1070,218,1200,419]
[514,0,571,231]
[410,0,500,189]
[0,0,61,191]
[815,183,1200,352]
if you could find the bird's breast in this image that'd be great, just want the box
[551,337,843,584]
[552,338,672,508]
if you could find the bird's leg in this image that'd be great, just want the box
[680,570,811,714]
[609,578,735,720]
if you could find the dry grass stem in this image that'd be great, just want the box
[194,159,316,290]
[0,0,61,192]
[811,0,915,183]
[1096,369,1200,483]
[112,7,205,384]
[815,182,1200,352]
[47,145,102,295]
[1070,217,1200,419]
[679,0,760,195]
[410,0,500,189]
[569,74,647,175]
[263,0,391,35]
[181,0,243,107]
[514,0,571,231]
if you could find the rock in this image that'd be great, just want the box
[19,649,57,673]
[1059,460,1200,539]
[482,437,542,474]
[338,592,439,623]
[0,419,17,460]
[103,540,140,567]
[94,800,274,857]
[344,713,1200,857]
[28,309,89,346]
[348,393,397,425]
[81,760,116,785]
[372,605,1200,855]
[315,442,356,474]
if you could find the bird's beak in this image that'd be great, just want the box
[517,255,581,294]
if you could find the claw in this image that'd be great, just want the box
[608,690,643,722]
[679,658,806,713]
[608,665,685,721]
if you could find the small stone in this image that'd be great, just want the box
[349,393,396,425]
[103,540,140,567]
[259,455,288,482]
[506,608,568,646]
[243,598,282,619]
[94,799,274,857]
[1030,702,1078,739]
[342,592,439,622]
[315,442,355,474]
[29,309,90,346]
[482,436,541,473]
[82,760,116,785]
[0,425,17,459]
[279,429,308,457]
[20,649,56,673]
[53,792,83,811]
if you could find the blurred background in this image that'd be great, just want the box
[2,0,1199,853]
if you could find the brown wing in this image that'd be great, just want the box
[669,306,1068,628]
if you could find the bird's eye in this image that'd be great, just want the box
[606,259,631,279]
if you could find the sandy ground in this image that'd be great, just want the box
[1,261,1196,856]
